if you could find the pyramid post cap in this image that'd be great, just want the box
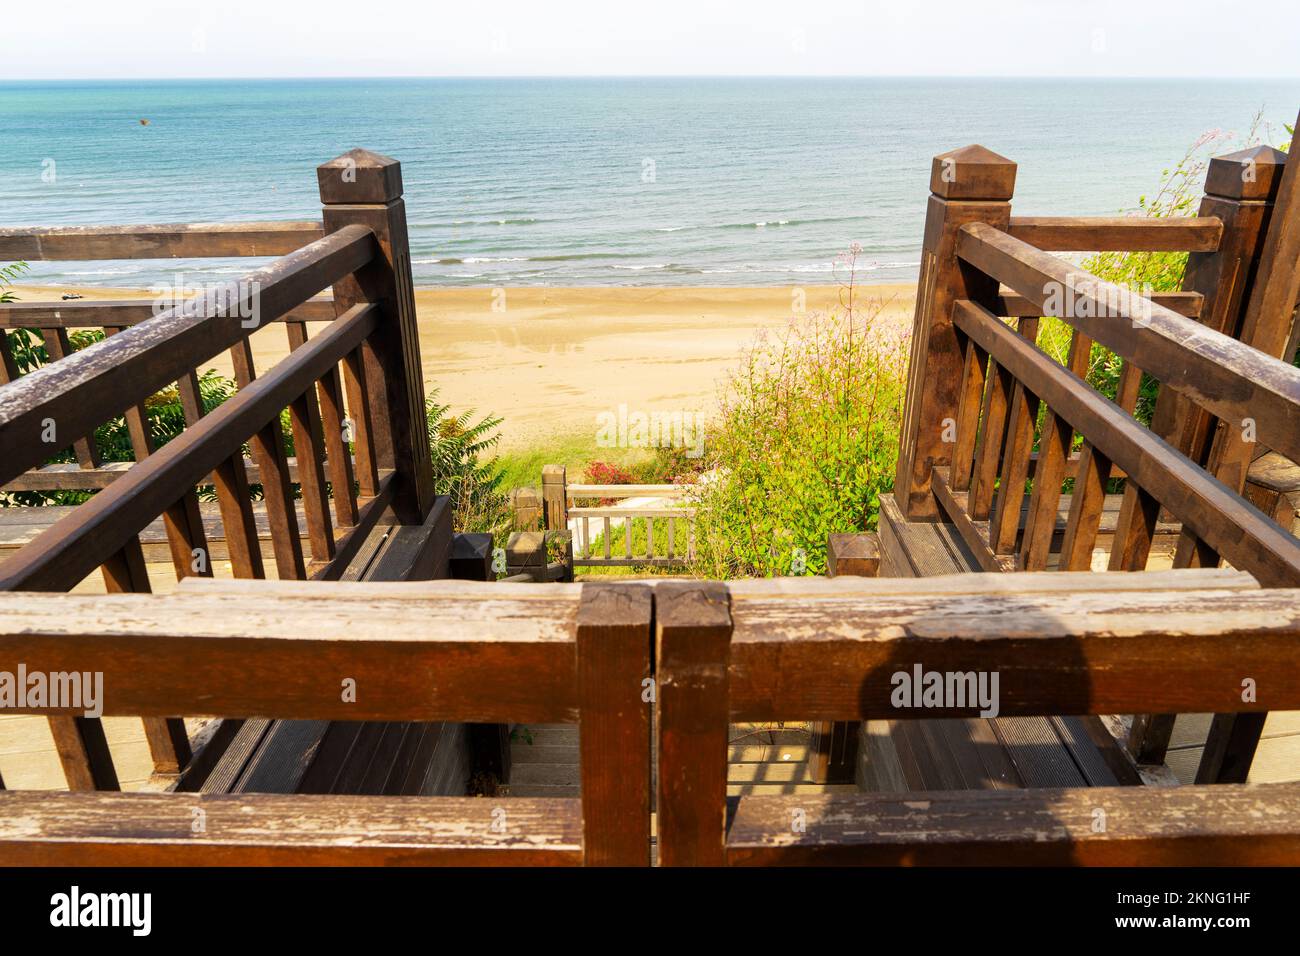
[1205,145,1288,201]
[317,148,404,204]
[929,144,1017,200]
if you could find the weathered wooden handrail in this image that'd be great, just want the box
[654,576,1300,866]
[956,221,1300,467]
[1006,216,1224,252]
[0,296,336,329]
[0,221,325,260]
[0,223,376,487]
[0,581,654,866]
[0,302,379,592]
[950,298,1300,587]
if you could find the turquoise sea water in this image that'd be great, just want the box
[1,78,1297,288]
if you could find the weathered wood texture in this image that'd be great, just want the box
[725,784,1300,865]
[0,791,581,866]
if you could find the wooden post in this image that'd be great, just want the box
[656,581,731,867]
[542,464,568,531]
[578,583,653,866]
[808,533,880,784]
[895,145,1016,519]
[1131,144,1290,770]
[510,486,542,531]
[318,149,434,525]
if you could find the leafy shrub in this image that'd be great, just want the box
[426,389,510,536]
[688,249,907,578]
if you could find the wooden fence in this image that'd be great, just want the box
[893,132,1300,785]
[1,572,1297,865]
[0,149,435,791]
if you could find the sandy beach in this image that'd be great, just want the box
[9,283,916,453]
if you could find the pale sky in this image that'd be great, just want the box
[3,0,1297,80]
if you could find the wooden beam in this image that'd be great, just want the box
[725,784,1300,866]
[1007,216,1223,252]
[0,297,335,329]
[725,583,1300,721]
[0,585,581,723]
[0,221,324,260]
[656,581,732,867]
[0,792,581,866]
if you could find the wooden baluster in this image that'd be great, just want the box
[1105,361,1152,574]
[342,346,380,499]
[40,329,101,469]
[284,322,336,563]
[317,363,359,528]
[949,335,988,492]
[656,582,731,867]
[231,338,305,580]
[1054,331,1112,571]
[988,317,1041,552]
[103,327,213,582]
[1019,408,1071,570]
[48,717,119,791]
[895,145,1016,518]
[318,149,435,524]
[100,535,193,774]
[177,371,265,579]
[968,359,1014,520]
[577,584,653,866]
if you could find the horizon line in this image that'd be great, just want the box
[3,73,1300,83]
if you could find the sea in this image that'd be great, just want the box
[1,77,1297,289]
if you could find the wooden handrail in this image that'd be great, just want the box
[1007,216,1223,252]
[0,223,375,488]
[0,296,335,329]
[0,581,654,866]
[956,221,1300,466]
[0,221,325,261]
[951,298,1300,587]
[0,302,378,591]
[653,576,1300,866]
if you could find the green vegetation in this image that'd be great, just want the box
[425,390,510,536]
[687,256,907,578]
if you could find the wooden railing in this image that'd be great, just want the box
[0,580,653,865]
[0,148,436,792]
[894,130,1300,784]
[2,572,1297,865]
[654,575,1300,865]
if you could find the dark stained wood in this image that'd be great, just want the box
[949,335,987,492]
[0,297,334,329]
[724,784,1300,866]
[0,791,582,866]
[1007,216,1222,252]
[317,364,359,528]
[1019,409,1071,570]
[989,321,1040,552]
[310,473,396,582]
[968,358,1013,521]
[39,328,100,469]
[0,221,324,261]
[284,322,336,562]
[656,581,732,867]
[48,717,119,792]
[342,346,379,498]
[577,584,653,865]
[996,289,1203,319]
[0,305,378,591]
[724,583,1300,721]
[952,298,1300,587]
[895,145,1016,518]
[0,224,375,488]
[0,585,582,723]
[956,222,1300,467]
[826,533,880,578]
[319,149,434,524]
